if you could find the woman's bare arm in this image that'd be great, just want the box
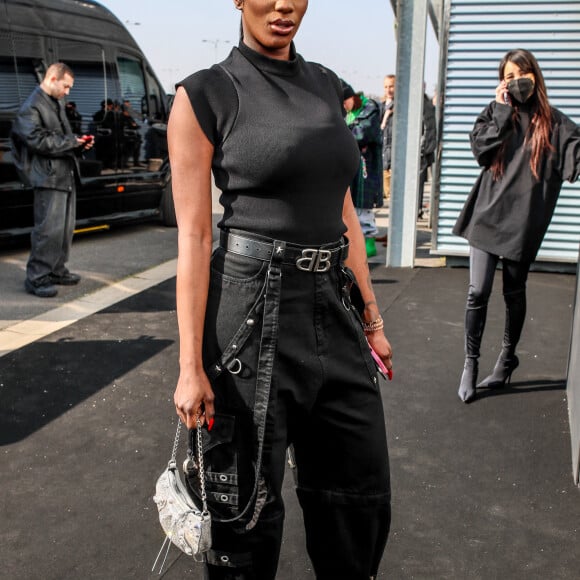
[342,191,393,370]
[168,86,216,429]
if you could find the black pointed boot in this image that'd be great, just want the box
[457,303,487,403]
[478,289,525,389]
[458,357,478,403]
[477,353,519,388]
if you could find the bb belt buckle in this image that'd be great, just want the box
[295,248,332,272]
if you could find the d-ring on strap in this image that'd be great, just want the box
[205,287,266,383]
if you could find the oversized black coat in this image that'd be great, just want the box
[453,100,580,263]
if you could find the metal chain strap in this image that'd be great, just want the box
[171,419,208,513]
[171,421,181,462]
[195,419,208,509]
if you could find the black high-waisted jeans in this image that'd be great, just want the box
[187,230,391,580]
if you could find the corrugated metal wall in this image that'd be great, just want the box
[435,0,580,263]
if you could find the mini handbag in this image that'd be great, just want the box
[152,419,211,574]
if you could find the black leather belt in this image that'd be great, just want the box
[220,231,348,273]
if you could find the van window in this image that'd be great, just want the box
[118,57,146,120]
[56,39,139,174]
[0,58,39,112]
[67,61,121,132]
[0,57,39,140]
[144,67,166,122]
[56,40,121,129]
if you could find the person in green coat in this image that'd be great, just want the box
[343,82,384,257]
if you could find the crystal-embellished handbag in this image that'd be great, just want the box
[152,419,211,573]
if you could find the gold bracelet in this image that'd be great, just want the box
[362,315,384,334]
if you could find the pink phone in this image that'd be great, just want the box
[367,340,393,380]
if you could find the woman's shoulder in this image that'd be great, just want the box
[176,65,238,146]
[177,65,233,97]
[550,105,579,128]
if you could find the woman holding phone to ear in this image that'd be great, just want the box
[454,48,580,404]
[168,0,392,577]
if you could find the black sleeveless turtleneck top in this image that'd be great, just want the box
[178,42,360,245]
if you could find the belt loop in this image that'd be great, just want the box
[266,240,284,293]
[270,240,286,267]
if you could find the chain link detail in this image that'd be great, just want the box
[172,419,208,513]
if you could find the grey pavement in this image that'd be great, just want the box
[0,223,177,329]
[1,210,580,578]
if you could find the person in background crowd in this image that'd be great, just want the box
[168,0,393,577]
[381,76,437,220]
[121,99,141,167]
[65,100,82,134]
[380,74,395,205]
[454,48,580,403]
[343,82,384,257]
[92,98,117,169]
[418,88,437,220]
[11,62,92,298]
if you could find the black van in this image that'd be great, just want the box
[0,0,176,240]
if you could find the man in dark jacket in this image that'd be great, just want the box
[380,77,438,219]
[419,91,437,219]
[380,75,396,202]
[11,62,92,297]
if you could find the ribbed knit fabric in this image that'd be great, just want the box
[178,42,360,245]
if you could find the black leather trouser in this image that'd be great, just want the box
[465,247,530,359]
[193,235,391,580]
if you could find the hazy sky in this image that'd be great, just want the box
[99,0,439,99]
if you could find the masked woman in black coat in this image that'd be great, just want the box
[453,48,580,403]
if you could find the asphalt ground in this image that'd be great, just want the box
[1,214,580,578]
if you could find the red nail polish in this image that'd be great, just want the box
[207,417,215,432]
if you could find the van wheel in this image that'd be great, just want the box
[161,179,177,227]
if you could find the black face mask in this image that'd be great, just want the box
[507,77,535,103]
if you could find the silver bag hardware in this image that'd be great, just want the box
[152,419,211,574]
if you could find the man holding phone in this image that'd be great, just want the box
[11,62,93,297]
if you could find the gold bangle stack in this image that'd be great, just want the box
[362,315,384,334]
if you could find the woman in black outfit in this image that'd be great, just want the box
[168,1,393,578]
[454,48,580,403]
